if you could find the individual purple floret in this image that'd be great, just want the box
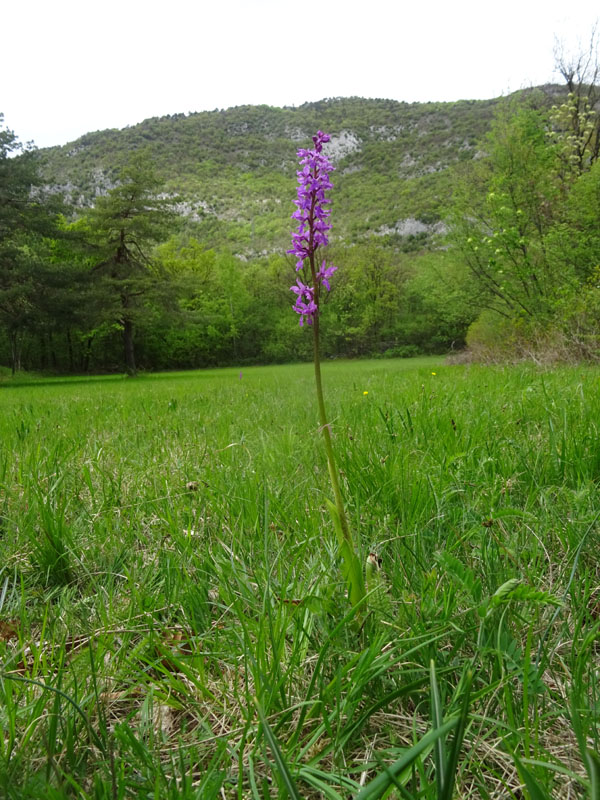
[290,279,317,326]
[317,260,337,291]
[288,132,337,325]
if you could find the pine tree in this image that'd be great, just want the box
[0,115,61,372]
[87,153,177,375]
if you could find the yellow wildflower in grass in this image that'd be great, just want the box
[363,391,368,395]
[431,372,436,376]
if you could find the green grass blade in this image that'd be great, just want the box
[429,659,446,797]
[354,716,459,800]
[440,669,473,800]
[514,755,553,800]
[255,698,302,800]
[325,498,365,607]
[586,749,600,800]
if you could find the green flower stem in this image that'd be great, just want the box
[310,256,365,605]
[311,315,347,527]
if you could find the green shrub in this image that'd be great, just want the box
[383,344,421,358]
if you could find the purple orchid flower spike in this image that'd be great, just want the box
[285,132,366,612]
[288,132,337,323]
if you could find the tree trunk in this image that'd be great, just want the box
[123,318,137,376]
[39,333,47,370]
[49,331,57,370]
[83,335,94,373]
[66,328,74,372]
[9,330,22,375]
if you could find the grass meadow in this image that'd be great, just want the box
[0,357,599,799]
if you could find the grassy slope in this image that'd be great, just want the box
[0,358,599,798]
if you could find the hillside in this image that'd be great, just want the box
[38,92,558,256]
[6,82,598,375]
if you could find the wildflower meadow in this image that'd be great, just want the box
[0,131,599,799]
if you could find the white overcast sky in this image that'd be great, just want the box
[3,0,599,149]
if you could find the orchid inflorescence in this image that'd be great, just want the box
[285,132,366,613]
[288,131,337,326]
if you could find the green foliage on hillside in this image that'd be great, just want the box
[5,82,598,375]
[451,83,600,360]
[39,95,509,253]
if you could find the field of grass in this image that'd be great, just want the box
[1,357,599,799]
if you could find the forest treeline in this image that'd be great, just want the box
[0,144,469,375]
[1,57,599,374]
